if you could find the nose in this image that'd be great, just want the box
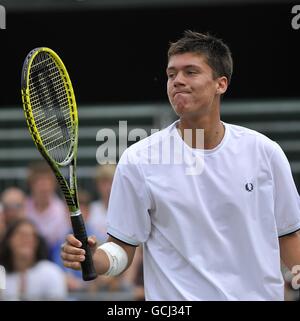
[173,71,186,87]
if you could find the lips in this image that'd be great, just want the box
[173,91,191,98]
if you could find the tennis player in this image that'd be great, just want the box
[61,31,300,300]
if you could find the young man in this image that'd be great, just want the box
[61,31,300,300]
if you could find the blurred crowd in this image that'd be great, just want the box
[0,161,144,301]
[0,160,298,301]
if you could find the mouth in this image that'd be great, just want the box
[173,91,190,98]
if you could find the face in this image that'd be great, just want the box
[9,223,38,259]
[30,174,56,200]
[167,52,227,118]
[0,212,5,240]
[78,196,90,220]
[96,178,113,200]
[2,189,26,224]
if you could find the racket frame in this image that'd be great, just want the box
[21,47,97,281]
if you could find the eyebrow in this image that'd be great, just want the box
[166,64,201,72]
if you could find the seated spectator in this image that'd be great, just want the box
[122,246,145,301]
[0,204,5,242]
[77,189,107,242]
[25,161,70,251]
[88,164,116,238]
[1,187,26,225]
[85,165,143,298]
[0,219,67,300]
[51,189,106,292]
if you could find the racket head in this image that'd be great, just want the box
[21,47,78,167]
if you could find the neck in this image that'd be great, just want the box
[177,113,224,149]
[102,197,109,210]
[33,197,51,212]
[13,256,34,272]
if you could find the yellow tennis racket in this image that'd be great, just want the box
[21,47,97,281]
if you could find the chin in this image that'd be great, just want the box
[173,103,190,114]
[174,104,198,116]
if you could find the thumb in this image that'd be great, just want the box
[87,235,98,248]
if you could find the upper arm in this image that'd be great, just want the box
[107,235,137,270]
[270,143,300,237]
[106,154,152,245]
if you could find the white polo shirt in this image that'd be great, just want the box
[107,120,300,301]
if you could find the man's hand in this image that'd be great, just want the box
[61,234,98,270]
[61,234,136,275]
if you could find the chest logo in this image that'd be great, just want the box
[245,183,254,192]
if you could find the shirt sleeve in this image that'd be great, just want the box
[106,149,152,246]
[270,142,300,237]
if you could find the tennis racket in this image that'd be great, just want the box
[21,47,97,281]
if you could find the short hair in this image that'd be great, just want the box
[27,161,55,185]
[78,189,91,206]
[168,30,233,85]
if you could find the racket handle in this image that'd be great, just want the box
[70,214,98,281]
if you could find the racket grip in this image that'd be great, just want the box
[70,214,98,281]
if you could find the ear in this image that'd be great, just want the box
[216,76,228,95]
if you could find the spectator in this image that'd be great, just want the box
[0,204,5,242]
[62,165,144,299]
[0,219,67,300]
[77,189,107,243]
[88,164,116,239]
[122,246,145,300]
[51,189,106,292]
[25,161,70,250]
[1,187,26,225]
[86,166,143,298]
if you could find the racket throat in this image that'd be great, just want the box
[69,164,75,190]
[70,209,81,217]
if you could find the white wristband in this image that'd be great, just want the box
[98,242,128,277]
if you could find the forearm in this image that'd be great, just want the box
[279,231,300,270]
[93,236,136,276]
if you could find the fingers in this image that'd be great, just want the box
[66,234,82,247]
[61,251,86,263]
[63,261,82,270]
[61,251,85,270]
[63,243,85,256]
[61,234,86,270]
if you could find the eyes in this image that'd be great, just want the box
[167,69,199,80]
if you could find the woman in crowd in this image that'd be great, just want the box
[0,219,67,300]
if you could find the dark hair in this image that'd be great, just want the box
[27,160,55,186]
[0,219,48,273]
[168,30,233,85]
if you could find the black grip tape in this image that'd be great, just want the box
[71,214,97,281]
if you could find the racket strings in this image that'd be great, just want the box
[32,102,71,126]
[28,52,74,163]
[29,79,69,106]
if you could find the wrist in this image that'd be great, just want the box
[93,247,110,275]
